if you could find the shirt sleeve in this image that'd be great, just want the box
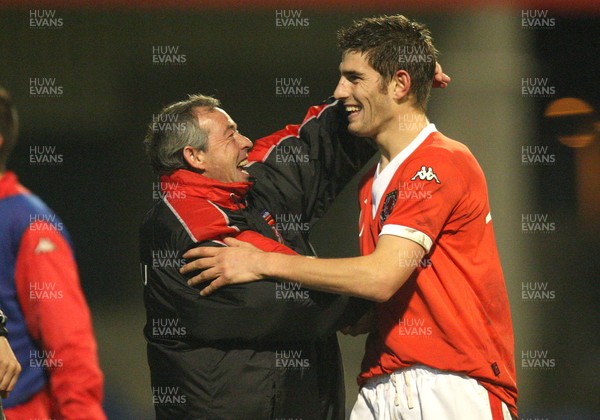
[379,152,466,253]
[14,221,106,420]
[247,99,377,227]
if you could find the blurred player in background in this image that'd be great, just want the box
[0,86,106,419]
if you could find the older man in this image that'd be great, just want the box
[140,94,376,419]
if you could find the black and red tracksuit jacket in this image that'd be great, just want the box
[139,99,376,420]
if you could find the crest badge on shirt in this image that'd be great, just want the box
[380,190,398,225]
[411,166,441,184]
[260,209,284,243]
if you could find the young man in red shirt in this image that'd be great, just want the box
[183,15,517,419]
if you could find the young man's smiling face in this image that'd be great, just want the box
[333,51,398,140]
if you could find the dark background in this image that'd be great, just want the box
[1,2,599,418]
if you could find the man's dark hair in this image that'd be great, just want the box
[0,86,19,170]
[143,94,220,175]
[337,15,438,112]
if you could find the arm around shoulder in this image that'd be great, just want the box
[188,235,426,303]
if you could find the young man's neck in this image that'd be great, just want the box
[375,108,429,172]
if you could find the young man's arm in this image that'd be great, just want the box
[181,234,425,303]
[247,98,376,235]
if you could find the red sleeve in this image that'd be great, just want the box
[380,152,466,253]
[247,102,329,163]
[14,221,106,420]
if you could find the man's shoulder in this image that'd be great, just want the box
[424,131,472,158]
[142,196,237,244]
[410,131,480,172]
[0,187,60,232]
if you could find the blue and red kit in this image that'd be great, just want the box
[0,171,105,419]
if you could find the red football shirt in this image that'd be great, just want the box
[357,125,518,417]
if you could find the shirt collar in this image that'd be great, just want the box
[160,169,252,210]
[372,123,437,217]
[0,171,28,200]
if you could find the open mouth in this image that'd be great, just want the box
[237,158,249,174]
[345,104,362,120]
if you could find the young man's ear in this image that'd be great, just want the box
[390,70,411,101]
[182,145,206,171]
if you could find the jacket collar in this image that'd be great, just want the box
[160,169,252,210]
[0,171,28,200]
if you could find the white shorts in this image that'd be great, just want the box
[349,365,512,420]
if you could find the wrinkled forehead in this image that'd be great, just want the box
[195,107,237,136]
[194,107,236,131]
[212,107,235,124]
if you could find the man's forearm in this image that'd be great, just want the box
[185,235,425,301]
[258,235,423,302]
[260,253,387,301]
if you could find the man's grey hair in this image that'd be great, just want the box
[144,94,220,174]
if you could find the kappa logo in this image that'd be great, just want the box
[34,238,56,255]
[411,166,441,184]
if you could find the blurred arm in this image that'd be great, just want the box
[14,222,105,419]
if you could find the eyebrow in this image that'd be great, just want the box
[340,69,363,79]
[224,123,237,136]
